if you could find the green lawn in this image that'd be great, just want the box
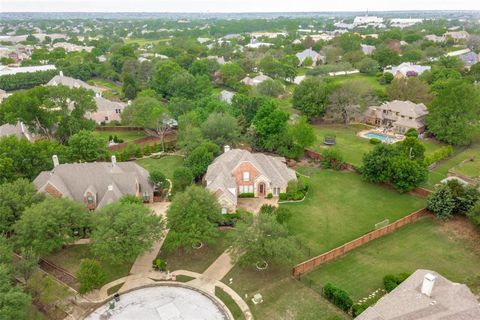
[284,169,427,256]
[423,142,480,189]
[303,218,480,300]
[324,74,387,93]
[87,78,122,98]
[45,245,133,285]
[312,124,374,167]
[215,286,244,320]
[93,130,148,143]
[223,265,348,320]
[124,38,169,46]
[27,305,48,320]
[136,155,184,179]
[159,230,231,273]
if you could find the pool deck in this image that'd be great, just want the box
[357,129,405,144]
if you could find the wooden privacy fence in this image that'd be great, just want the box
[292,208,430,277]
[96,126,146,132]
[304,149,356,171]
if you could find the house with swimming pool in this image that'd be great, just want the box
[363,100,428,134]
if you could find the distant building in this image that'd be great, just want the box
[357,269,480,320]
[384,62,431,79]
[458,51,479,68]
[219,90,235,104]
[245,38,273,49]
[424,34,445,43]
[353,15,385,28]
[364,100,428,134]
[301,33,334,42]
[250,31,287,39]
[360,44,376,55]
[52,42,94,53]
[295,48,325,66]
[0,122,35,142]
[389,18,423,29]
[444,30,470,42]
[34,157,154,210]
[241,74,273,86]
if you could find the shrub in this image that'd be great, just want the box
[323,283,353,312]
[238,193,254,198]
[152,258,167,271]
[369,138,381,145]
[266,193,273,199]
[144,144,151,156]
[383,273,411,292]
[279,193,288,200]
[352,303,370,317]
[467,203,480,227]
[276,207,293,224]
[76,259,107,294]
[424,146,454,166]
[405,128,419,138]
[260,204,276,215]
[322,148,345,170]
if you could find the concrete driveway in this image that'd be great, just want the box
[237,197,279,214]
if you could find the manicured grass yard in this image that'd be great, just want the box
[158,230,232,273]
[215,286,244,320]
[312,124,374,167]
[45,245,133,285]
[136,155,184,179]
[93,130,148,143]
[284,169,427,256]
[324,74,387,93]
[303,217,480,300]
[222,265,348,320]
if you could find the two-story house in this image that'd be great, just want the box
[205,147,297,213]
[33,156,154,210]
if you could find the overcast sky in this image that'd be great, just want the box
[1,0,479,13]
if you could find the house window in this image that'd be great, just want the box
[87,195,94,204]
[115,109,121,114]
[239,185,254,194]
[143,192,150,201]
[104,116,109,121]
[221,207,227,214]
[243,171,250,182]
[273,187,280,196]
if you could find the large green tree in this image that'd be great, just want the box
[14,198,91,257]
[427,80,480,145]
[166,185,222,251]
[293,77,330,119]
[201,112,240,147]
[68,130,107,162]
[387,78,433,104]
[252,101,289,151]
[91,202,164,264]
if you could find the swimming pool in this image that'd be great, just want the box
[364,132,397,143]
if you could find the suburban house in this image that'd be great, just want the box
[444,30,470,42]
[458,51,479,68]
[424,34,445,43]
[0,64,56,76]
[364,100,428,134]
[47,73,126,124]
[295,48,325,66]
[52,42,94,53]
[0,122,35,142]
[33,156,154,210]
[357,269,480,320]
[360,44,376,55]
[205,147,297,213]
[241,74,273,86]
[384,62,431,79]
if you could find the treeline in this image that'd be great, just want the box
[0,70,58,91]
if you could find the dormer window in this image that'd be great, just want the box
[87,195,94,204]
[243,171,250,182]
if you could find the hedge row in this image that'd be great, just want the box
[323,283,353,312]
[0,69,58,91]
[425,146,454,166]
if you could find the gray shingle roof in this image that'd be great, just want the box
[357,269,480,320]
[47,74,103,94]
[0,122,34,141]
[34,161,153,209]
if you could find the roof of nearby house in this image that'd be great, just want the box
[296,48,324,63]
[379,100,428,118]
[444,30,470,39]
[0,122,34,141]
[33,161,153,209]
[0,64,56,76]
[385,62,431,77]
[205,149,297,205]
[93,96,125,112]
[241,74,272,86]
[357,269,480,320]
[47,74,103,94]
[361,44,376,55]
[459,52,479,67]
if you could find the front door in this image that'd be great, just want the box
[258,183,265,196]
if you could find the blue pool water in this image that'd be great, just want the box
[364,132,396,143]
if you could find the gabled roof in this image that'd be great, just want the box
[296,48,323,63]
[34,161,153,208]
[357,269,480,320]
[0,122,34,142]
[385,62,431,77]
[376,100,428,118]
[47,74,103,94]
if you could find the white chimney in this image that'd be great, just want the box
[107,185,113,191]
[52,155,59,168]
[224,145,231,153]
[59,71,63,77]
[421,273,436,297]
[95,92,101,98]
[111,155,117,166]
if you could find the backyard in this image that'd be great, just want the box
[302,217,480,301]
[312,124,448,167]
[93,129,149,143]
[136,155,184,179]
[45,244,133,286]
[284,168,427,255]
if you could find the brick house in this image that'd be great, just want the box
[33,156,154,210]
[205,147,297,213]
